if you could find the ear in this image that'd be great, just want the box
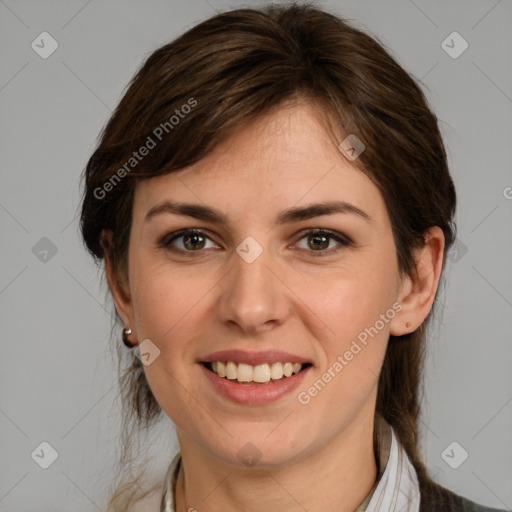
[101,230,138,345]
[389,226,445,336]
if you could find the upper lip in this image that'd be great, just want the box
[201,349,312,366]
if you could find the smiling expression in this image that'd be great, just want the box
[109,98,416,468]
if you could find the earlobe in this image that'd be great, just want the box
[389,272,415,336]
[389,226,445,336]
[100,230,137,340]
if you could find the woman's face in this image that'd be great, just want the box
[113,100,414,468]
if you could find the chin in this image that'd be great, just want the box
[203,429,310,470]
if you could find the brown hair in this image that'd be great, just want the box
[80,3,456,509]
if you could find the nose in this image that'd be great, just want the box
[216,243,291,335]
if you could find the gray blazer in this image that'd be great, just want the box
[419,482,509,512]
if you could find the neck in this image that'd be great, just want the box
[174,411,378,512]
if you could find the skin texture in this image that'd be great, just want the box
[105,99,445,512]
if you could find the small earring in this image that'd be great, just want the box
[122,327,136,348]
[405,322,411,329]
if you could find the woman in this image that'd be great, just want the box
[80,3,507,511]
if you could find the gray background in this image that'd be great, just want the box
[1,0,511,510]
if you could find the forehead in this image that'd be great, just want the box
[132,101,387,229]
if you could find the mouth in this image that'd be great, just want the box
[202,361,313,385]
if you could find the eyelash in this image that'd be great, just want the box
[159,228,352,257]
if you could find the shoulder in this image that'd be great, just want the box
[459,496,510,512]
[420,481,509,512]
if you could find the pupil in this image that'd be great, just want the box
[310,234,328,250]
[184,234,204,250]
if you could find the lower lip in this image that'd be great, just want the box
[200,364,312,405]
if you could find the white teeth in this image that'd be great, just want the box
[237,363,253,382]
[270,362,283,380]
[208,361,306,383]
[217,361,226,377]
[226,361,237,380]
[253,364,271,383]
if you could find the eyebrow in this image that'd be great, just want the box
[144,200,372,226]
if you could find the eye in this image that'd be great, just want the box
[159,228,351,256]
[294,229,351,256]
[160,229,219,253]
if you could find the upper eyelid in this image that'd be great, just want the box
[160,228,218,246]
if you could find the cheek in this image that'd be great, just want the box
[300,265,396,411]
[310,264,396,345]
[309,281,392,395]
[133,276,189,339]
[130,258,217,357]
[130,264,212,422]
[322,297,390,392]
